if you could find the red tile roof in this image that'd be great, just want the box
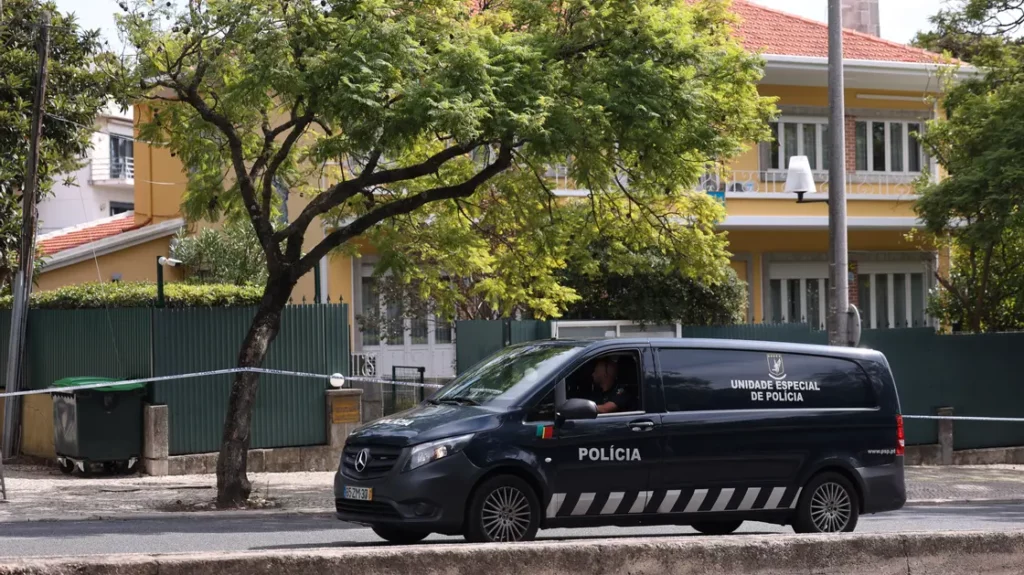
[38,212,140,256]
[731,1,942,64]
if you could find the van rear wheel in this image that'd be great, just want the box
[691,520,744,535]
[465,475,540,543]
[792,472,860,534]
[371,525,429,545]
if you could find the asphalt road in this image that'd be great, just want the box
[1,502,1023,558]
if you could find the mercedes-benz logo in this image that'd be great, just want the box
[354,448,371,473]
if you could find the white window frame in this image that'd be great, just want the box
[857,262,930,329]
[768,263,828,328]
[855,119,926,175]
[353,261,454,350]
[768,117,830,172]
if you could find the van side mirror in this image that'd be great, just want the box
[556,398,598,422]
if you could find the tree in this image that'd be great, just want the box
[925,228,1024,332]
[0,0,112,294]
[115,0,773,507]
[915,83,1024,332]
[170,221,270,286]
[559,248,747,326]
[913,0,1024,332]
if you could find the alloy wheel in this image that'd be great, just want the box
[809,481,853,532]
[480,486,532,542]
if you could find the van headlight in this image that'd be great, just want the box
[405,434,475,472]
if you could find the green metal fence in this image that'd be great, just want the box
[151,304,349,455]
[859,329,1024,450]
[25,308,152,390]
[2,303,349,455]
[680,322,827,344]
[455,319,553,374]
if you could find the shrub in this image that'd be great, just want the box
[0,282,264,310]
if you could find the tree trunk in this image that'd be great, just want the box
[216,275,294,508]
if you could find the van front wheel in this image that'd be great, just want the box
[792,472,860,534]
[465,475,540,543]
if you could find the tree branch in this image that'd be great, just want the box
[259,113,314,220]
[292,143,514,277]
[273,140,484,244]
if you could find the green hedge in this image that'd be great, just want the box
[0,282,264,310]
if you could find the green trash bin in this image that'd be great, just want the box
[52,377,146,475]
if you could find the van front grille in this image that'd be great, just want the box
[341,444,402,479]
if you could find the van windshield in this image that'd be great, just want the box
[431,344,583,407]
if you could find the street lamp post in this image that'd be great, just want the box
[784,1,860,347]
[156,256,182,308]
[825,0,850,347]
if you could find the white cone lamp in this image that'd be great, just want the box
[784,155,825,203]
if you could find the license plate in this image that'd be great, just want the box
[343,486,373,501]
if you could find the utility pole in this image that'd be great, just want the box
[826,0,850,347]
[2,11,51,462]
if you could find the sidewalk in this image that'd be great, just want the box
[1,463,1022,522]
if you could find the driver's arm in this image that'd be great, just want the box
[595,386,629,414]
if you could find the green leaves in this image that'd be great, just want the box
[117,0,770,316]
[0,282,264,310]
[170,222,270,286]
[914,0,1024,332]
[1,0,113,294]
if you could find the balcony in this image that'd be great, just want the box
[699,170,921,198]
[90,157,134,187]
[544,165,921,199]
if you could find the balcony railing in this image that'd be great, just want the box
[697,170,921,197]
[91,157,134,183]
[544,166,921,197]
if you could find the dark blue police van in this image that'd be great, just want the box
[334,338,906,543]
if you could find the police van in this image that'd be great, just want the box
[334,338,906,543]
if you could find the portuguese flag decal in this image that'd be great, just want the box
[536,425,554,439]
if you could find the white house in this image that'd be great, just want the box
[37,103,135,233]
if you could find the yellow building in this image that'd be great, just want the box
[39,1,970,381]
[700,1,970,330]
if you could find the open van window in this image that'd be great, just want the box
[432,343,584,407]
[565,351,643,414]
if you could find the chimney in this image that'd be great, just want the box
[841,0,880,37]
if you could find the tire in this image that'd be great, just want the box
[691,520,744,535]
[371,525,430,545]
[792,472,860,534]
[58,459,75,475]
[465,475,541,543]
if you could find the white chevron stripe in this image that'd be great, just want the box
[684,489,709,513]
[628,491,651,514]
[658,490,681,514]
[738,487,761,511]
[601,492,625,515]
[546,493,566,518]
[789,488,802,509]
[572,493,596,516]
[764,487,787,510]
[711,488,735,512]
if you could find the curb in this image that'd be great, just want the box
[3,530,1024,575]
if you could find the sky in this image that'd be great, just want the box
[53,0,949,48]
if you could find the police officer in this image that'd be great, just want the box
[589,357,633,414]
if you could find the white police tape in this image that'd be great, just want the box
[0,367,444,399]
[902,415,1024,423]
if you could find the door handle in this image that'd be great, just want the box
[629,420,655,432]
